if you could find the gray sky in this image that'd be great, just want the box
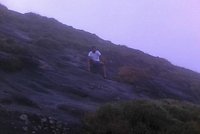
[0,0,200,72]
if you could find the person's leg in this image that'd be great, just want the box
[100,62,107,78]
[90,61,107,78]
[91,60,100,73]
[89,59,94,72]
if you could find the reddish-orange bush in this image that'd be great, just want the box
[118,66,150,84]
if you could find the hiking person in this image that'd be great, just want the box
[88,46,107,78]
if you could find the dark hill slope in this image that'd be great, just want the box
[0,4,200,133]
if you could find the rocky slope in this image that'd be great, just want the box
[0,4,200,134]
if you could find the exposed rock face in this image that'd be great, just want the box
[0,4,200,134]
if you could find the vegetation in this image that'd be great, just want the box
[118,66,150,84]
[0,39,39,72]
[83,100,200,134]
[0,39,28,55]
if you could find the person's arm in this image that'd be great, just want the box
[98,51,104,64]
[88,52,91,71]
[99,55,104,63]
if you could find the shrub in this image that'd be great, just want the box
[118,66,150,84]
[83,100,200,134]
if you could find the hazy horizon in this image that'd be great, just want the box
[0,0,200,73]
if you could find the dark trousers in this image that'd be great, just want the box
[89,60,103,73]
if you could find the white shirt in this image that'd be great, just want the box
[88,50,101,62]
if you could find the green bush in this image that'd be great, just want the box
[83,100,200,134]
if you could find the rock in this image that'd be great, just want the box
[19,114,28,121]
[37,125,42,129]
[22,126,28,131]
[49,119,54,124]
[41,118,47,123]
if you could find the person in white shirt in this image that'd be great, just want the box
[88,46,106,78]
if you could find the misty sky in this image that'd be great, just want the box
[0,0,200,72]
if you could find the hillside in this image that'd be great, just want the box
[0,4,200,134]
